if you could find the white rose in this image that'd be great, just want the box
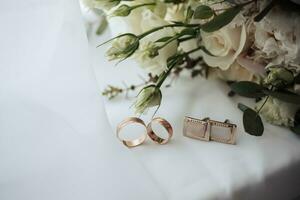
[201,14,247,70]
[210,62,257,82]
[134,10,178,75]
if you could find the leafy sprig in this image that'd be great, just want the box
[231,81,300,136]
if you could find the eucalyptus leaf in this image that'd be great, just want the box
[263,90,300,105]
[202,5,242,32]
[295,73,300,84]
[238,103,251,112]
[294,109,300,126]
[230,81,266,98]
[194,5,214,19]
[243,108,264,136]
[291,125,300,135]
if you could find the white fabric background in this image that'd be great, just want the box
[0,1,165,200]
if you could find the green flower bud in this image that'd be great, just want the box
[263,67,294,88]
[111,4,131,17]
[138,42,160,60]
[106,34,139,61]
[134,85,162,114]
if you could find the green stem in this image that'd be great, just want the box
[131,2,156,10]
[158,35,181,49]
[156,46,204,88]
[254,0,278,22]
[257,96,269,114]
[138,23,200,39]
[178,36,197,43]
[240,0,256,7]
[184,46,204,55]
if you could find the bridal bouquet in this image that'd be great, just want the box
[83,0,300,136]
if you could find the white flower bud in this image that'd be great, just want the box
[111,4,131,17]
[134,85,162,114]
[106,34,139,60]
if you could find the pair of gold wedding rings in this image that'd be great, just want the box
[116,117,173,147]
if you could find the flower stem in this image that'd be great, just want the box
[257,96,269,114]
[158,35,181,49]
[156,46,204,88]
[138,23,200,39]
[131,3,156,10]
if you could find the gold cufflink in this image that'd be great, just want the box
[183,116,237,145]
[183,116,210,141]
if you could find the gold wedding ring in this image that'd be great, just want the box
[116,117,147,147]
[147,117,173,144]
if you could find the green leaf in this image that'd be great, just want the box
[155,36,173,43]
[194,5,214,19]
[294,109,300,126]
[291,125,300,135]
[243,108,264,136]
[238,103,251,112]
[202,5,243,32]
[294,73,300,84]
[230,81,266,98]
[263,90,300,105]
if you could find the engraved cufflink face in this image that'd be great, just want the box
[183,116,237,145]
[209,120,237,145]
[183,116,210,141]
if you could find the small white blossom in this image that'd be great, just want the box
[251,6,300,71]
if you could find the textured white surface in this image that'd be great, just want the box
[89,17,300,199]
[0,1,164,200]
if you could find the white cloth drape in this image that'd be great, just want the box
[0,1,164,200]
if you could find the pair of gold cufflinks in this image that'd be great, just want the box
[183,116,237,145]
[116,117,173,147]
